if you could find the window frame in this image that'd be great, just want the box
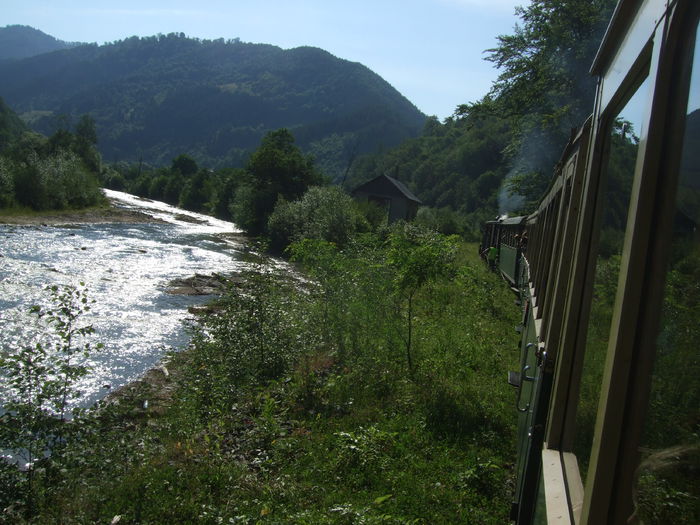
[530,0,700,523]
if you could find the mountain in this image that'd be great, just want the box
[0,30,426,178]
[0,25,78,61]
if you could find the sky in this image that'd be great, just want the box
[1,0,524,120]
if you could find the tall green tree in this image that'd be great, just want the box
[179,169,212,212]
[232,129,324,235]
[484,0,616,212]
[171,153,198,178]
[486,0,615,132]
[0,96,27,152]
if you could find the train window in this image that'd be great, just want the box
[573,75,651,481]
[632,20,700,523]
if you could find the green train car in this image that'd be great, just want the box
[483,0,700,522]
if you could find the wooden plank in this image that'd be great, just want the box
[542,448,572,524]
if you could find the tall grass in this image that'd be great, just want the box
[1,230,521,524]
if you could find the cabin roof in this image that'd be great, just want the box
[352,174,422,203]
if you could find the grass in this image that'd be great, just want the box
[1,237,521,524]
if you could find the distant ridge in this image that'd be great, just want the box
[0,25,80,60]
[0,28,426,178]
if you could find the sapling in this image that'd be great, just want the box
[0,282,102,516]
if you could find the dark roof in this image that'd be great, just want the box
[501,216,527,225]
[352,174,422,203]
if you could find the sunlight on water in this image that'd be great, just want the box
[0,191,251,409]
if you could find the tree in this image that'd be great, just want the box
[232,129,324,234]
[385,224,458,375]
[486,0,614,130]
[210,168,245,220]
[171,154,198,178]
[75,114,97,146]
[484,0,616,212]
[179,169,211,212]
[0,284,102,518]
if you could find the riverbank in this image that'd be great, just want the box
[0,236,523,523]
[0,200,166,226]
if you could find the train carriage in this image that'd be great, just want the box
[483,0,700,522]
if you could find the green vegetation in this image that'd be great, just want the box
[0,2,637,521]
[346,0,616,221]
[0,231,521,523]
[0,29,425,179]
[0,1,616,224]
[485,0,616,212]
[105,129,327,232]
[231,129,324,235]
[0,25,74,61]
[0,284,102,521]
[0,105,105,211]
[104,152,234,216]
[268,186,369,253]
[346,106,510,238]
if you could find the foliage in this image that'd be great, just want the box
[0,284,102,518]
[0,109,104,211]
[482,0,616,212]
[347,107,510,235]
[503,168,549,215]
[0,96,27,153]
[0,238,520,523]
[231,129,324,235]
[385,224,459,374]
[180,270,318,415]
[414,205,468,236]
[0,30,425,178]
[267,185,369,252]
[11,149,101,210]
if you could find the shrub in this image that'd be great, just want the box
[267,185,369,252]
[0,156,14,207]
[10,149,103,210]
[0,284,102,518]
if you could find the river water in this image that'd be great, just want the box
[0,190,255,409]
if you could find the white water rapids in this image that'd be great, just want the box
[0,190,258,409]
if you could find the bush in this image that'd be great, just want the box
[179,270,321,416]
[8,149,103,210]
[0,284,102,519]
[0,156,15,207]
[267,186,369,252]
[414,206,467,236]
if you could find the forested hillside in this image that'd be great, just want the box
[0,0,617,233]
[348,0,617,229]
[0,29,425,178]
[0,96,28,150]
[347,107,510,234]
[0,25,76,61]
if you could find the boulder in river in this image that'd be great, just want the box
[166,272,231,295]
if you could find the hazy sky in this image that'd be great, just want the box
[2,0,524,119]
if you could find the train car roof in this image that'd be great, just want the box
[484,216,527,225]
[501,216,527,225]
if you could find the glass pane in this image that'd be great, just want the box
[633,22,700,524]
[573,76,651,481]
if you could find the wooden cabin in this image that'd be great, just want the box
[351,174,421,223]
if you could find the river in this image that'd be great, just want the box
[0,190,257,409]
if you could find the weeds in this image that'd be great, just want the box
[1,232,520,523]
